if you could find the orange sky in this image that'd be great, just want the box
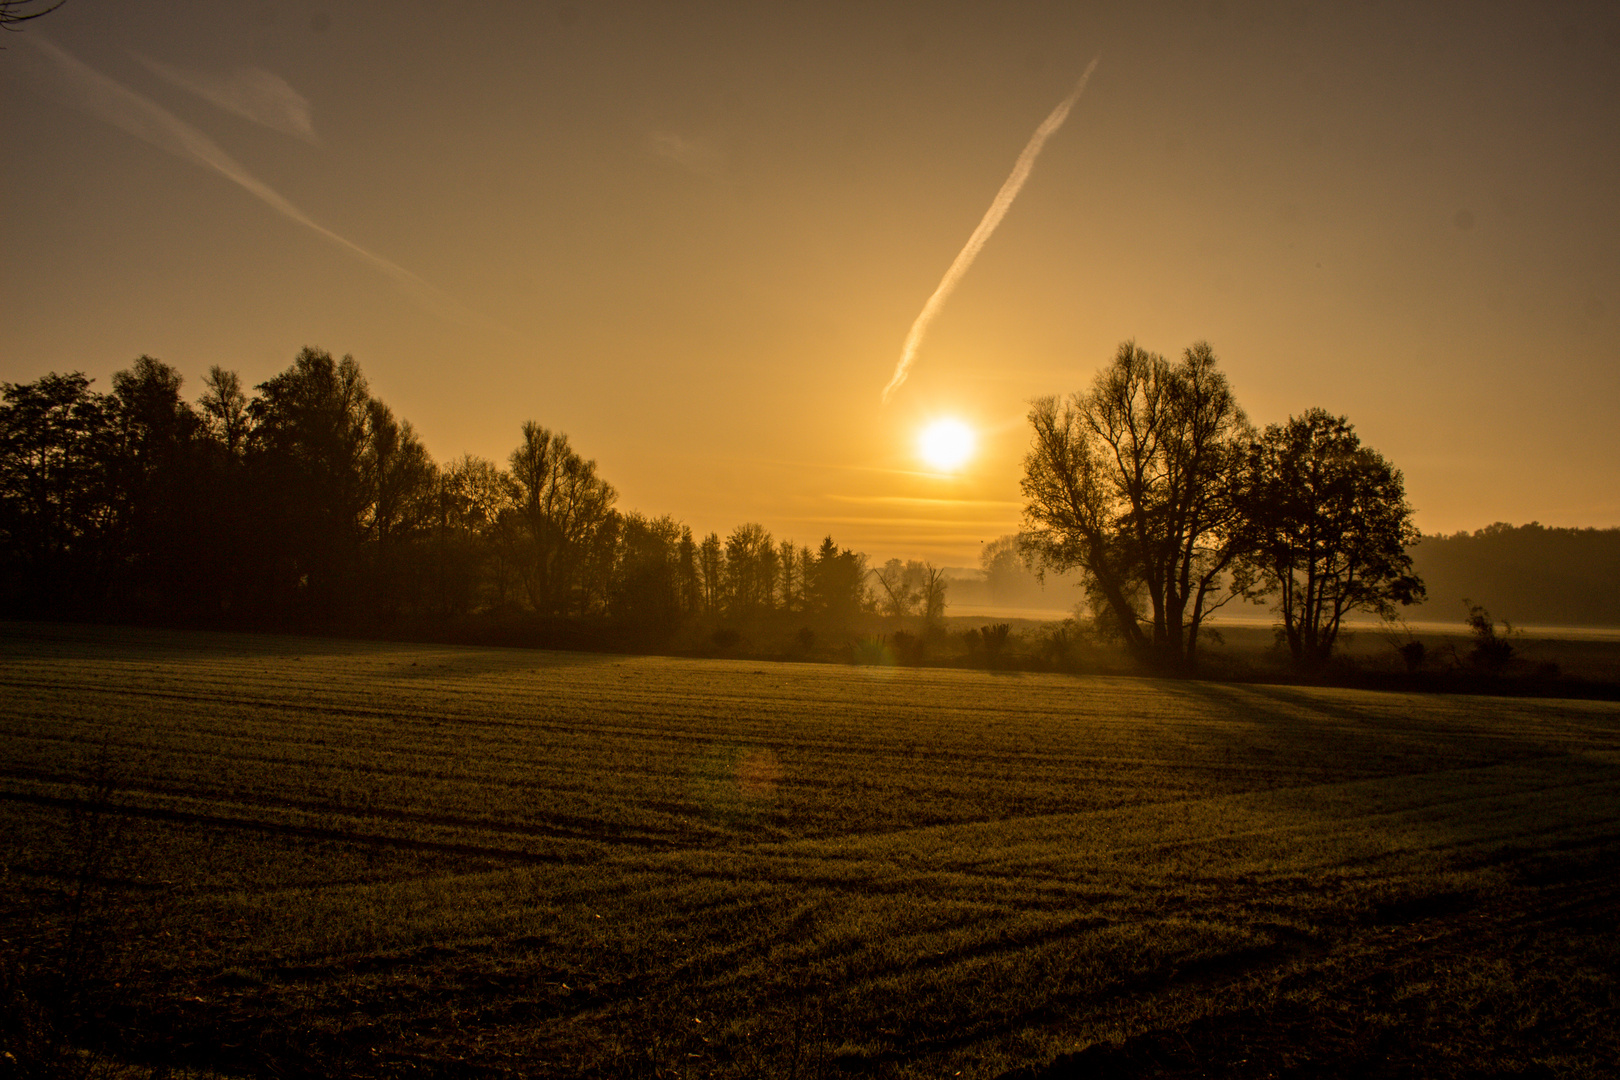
[4,1,1617,568]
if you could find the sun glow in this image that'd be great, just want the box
[918,417,976,472]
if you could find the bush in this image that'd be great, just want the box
[1398,640,1427,673]
[890,631,925,666]
[1463,600,1516,675]
[975,624,1011,668]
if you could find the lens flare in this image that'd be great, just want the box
[919,418,976,471]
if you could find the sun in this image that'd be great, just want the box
[918,417,976,472]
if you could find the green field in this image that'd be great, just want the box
[4,622,1619,1078]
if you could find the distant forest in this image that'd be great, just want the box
[1407,523,1620,627]
[0,350,873,647]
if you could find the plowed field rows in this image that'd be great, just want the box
[4,622,1618,1078]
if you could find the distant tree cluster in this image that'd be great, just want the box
[1021,340,1423,670]
[872,558,947,628]
[0,350,872,640]
[1408,522,1620,627]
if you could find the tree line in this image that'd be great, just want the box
[2,339,1432,669]
[1020,340,1424,670]
[1407,522,1620,627]
[0,348,872,640]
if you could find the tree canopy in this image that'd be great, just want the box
[1020,341,1252,669]
[1021,344,1423,670]
[1238,408,1423,666]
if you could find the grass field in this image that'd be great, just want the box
[4,622,1619,1078]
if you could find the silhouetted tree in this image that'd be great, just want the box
[362,401,434,546]
[246,348,372,622]
[107,356,207,615]
[918,562,948,627]
[1238,409,1423,667]
[0,372,113,614]
[806,535,870,625]
[432,454,515,614]
[361,399,436,618]
[505,422,616,616]
[873,559,946,628]
[873,558,917,621]
[188,366,256,619]
[1021,341,1252,669]
[697,531,725,617]
[580,508,622,616]
[1462,599,1516,675]
[197,366,251,457]
[677,527,701,615]
[611,512,686,631]
[724,523,775,618]
[777,539,800,613]
[1,0,64,32]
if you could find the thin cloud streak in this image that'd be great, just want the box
[777,514,1018,529]
[881,57,1098,403]
[25,36,504,333]
[826,494,1023,508]
[135,54,317,142]
[712,454,981,480]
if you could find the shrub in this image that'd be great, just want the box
[1463,600,1516,675]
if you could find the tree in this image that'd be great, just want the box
[505,422,617,615]
[0,372,114,613]
[190,366,256,619]
[611,512,686,630]
[1238,409,1424,667]
[1462,599,1516,675]
[806,536,870,625]
[107,356,207,615]
[246,348,372,620]
[676,527,701,616]
[777,539,800,613]
[723,523,775,618]
[873,558,947,628]
[362,400,435,549]
[1020,341,1252,669]
[918,562,948,626]
[1,0,64,33]
[360,399,437,617]
[980,535,1028,607]
[696,532,725,618]
[430,454,513,615]
[872,558,918,621]
[198,366,251,457]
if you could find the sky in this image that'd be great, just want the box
[3,0,1617,569]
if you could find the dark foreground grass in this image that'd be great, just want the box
[2,621,1618,1078]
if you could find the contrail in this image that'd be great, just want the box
[23,36,501,333]
[882,57,1098,403]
